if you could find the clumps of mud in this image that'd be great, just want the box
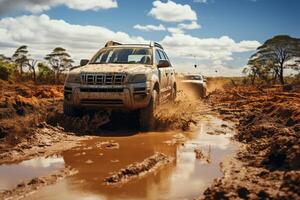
[96,141,120,149]
[46,109,111,134]
[0,166,77,200]
[104,153,172,184]
[194,148,211,163]
[203,85,300,199]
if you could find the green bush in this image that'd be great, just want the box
[37,63,55,83]
[0,60,17,80]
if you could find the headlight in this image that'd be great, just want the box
[128,74,147,83]
[66,73,80,83]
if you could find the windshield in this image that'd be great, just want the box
[184,75,202,80]
[90,47,152,65]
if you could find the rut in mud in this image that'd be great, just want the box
[104,153,172,184]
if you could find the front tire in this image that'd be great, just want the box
[199,86,207,98]
[63,101,80,117]
[139,90,158,131]
[170,85,177,102]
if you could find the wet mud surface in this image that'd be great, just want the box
[0,113,237,200]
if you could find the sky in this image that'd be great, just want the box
[0,0,299,76]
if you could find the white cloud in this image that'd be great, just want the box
[149,0,197,22]
[0,0,118,14]
[133,24,166,32]
[167,27,185,34]
[0,14,146,62]
[161,34,260,68]
[0,14,260,77]
[178,21,201,30]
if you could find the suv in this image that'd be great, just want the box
[64,41,176,130]
[180,74,207,98]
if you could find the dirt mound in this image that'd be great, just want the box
[104,153,172,184]
[203,84,300,199]
[0,81,63,147]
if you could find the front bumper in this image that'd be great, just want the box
[64,82,151,110]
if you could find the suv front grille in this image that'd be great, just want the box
[80,99,123,105]
[81,74,126,85]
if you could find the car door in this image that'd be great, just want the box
[155,49,168,93]
[158,50,173,93]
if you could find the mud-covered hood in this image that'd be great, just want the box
[71,64,152,74]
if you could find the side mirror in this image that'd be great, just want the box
[157,60,170,68]
[80,59,89,66]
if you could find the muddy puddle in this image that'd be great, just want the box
[0,155,64,191]
[1,115,237,200]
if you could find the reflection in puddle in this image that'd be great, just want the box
[7,115,236,200]
[0,155,64,190]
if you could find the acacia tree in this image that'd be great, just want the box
[244,58,272,84]
[12,45,29,74]
[45,47,74,83]
[249,35,300,85]
[26,59,38,82]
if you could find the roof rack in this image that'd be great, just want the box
[105,41,122,47]
[104,41,163,49]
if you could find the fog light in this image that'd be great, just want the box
[133,93,147,101]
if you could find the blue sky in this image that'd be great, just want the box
[0,0,299,76]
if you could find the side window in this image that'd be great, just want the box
[158,50,166,60]
[159,50,172,66]
[162,51,170,62]
[155,49,161,64]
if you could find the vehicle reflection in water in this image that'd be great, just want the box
[26,115,236,200]
[0,156,64,190]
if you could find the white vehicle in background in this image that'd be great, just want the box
[180,74,207,98]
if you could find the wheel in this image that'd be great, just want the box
[63,101,80,117]
[199,85,207,99]
[139,90,158,131]
[169,85,177,102]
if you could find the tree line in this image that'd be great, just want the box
[0,46,74,83]
[243,35,300,85]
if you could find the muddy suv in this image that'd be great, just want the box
[64,41,176,130]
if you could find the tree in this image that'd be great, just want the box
[26,59,38,82]
[37,63,54,83]
[249,35,300,85]
[12,45,29,74]
[45,47,74,83]
[244,58,272,85]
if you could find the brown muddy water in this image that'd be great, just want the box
[0,115,237,200]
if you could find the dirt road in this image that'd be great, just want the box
[1,81,299,200]
[0,81,237,199]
